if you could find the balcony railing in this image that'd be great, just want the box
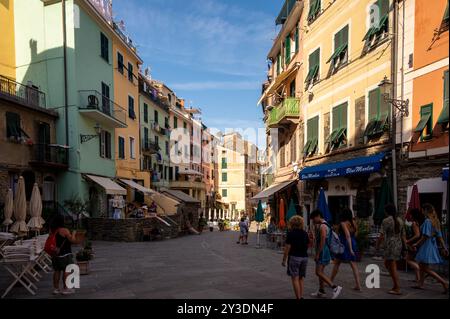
[30,144,69,169]
[78,90,127,127]
[142,139,160,154]
[268,98,301,127]
[0,75,46,109]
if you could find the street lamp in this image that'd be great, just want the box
[80,123,102,144]
[378,76,409,117]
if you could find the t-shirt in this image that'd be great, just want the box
[285,229,309,257]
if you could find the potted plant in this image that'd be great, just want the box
[76,243,93,275]
[64,197,89,240]
[355,219,370,261]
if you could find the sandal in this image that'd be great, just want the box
[388,290,402,295]
[411,286,425,290]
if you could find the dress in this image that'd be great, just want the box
[415,219,443,264]
[335,230,358,262]
[380,216,405,261]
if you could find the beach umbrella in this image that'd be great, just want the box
[287,198,297,222]
[374,177,393,225]
[405,184,420,221]
[2,189,14,231]
[278,198,286,229]
[10,177,28,234]
[28,183,44,231]
[317,188,332,223]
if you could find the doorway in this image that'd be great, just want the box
[328,196,350,224]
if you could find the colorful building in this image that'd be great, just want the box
[0,0,15,79]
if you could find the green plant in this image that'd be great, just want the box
[76,248,93,262]
[64,196,89,230]
[356,218,370,252]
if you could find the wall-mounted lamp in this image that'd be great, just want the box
[80,123,102,144]
[378,76,409,117]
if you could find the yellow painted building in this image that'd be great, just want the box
[112,26,150,201]
[0,0,15,79]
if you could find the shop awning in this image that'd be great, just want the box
[299,152,386,180]
[443,167,449,181]
[85,175,127,195]
[257,63,300,105]
[119,179,155,195]
[178,169,203,176]
[252,180,297,201]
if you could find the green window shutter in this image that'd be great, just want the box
[295,26,299,53]
[143,103,148,123]
[222,157,227,169]
[305,116,319,155]
[328,26,349,64]
[438,70,449,124]
[415,104,433,137]
[222,172,228,182]
[306,49,320,84]
[285,35,291,65]
[368,88,380,121]
[118,136,125,159]
[6,112,21,138]
[222,189,227,197]
[445,2,449,22]
[308,0,321,22]
[277,54,281,75]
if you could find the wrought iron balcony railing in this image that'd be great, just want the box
[30,144,69,169]
[0,75,46,109]
[78,90,127,127]
[268,98,301,127]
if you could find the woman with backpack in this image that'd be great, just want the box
[330,208,361,291]
[412,204,449,293]
[48,214,79,295]
[376,204,406,295]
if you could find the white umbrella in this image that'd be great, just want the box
[28,183,44,230]
[2,188,14,230]
[10,177,28,234]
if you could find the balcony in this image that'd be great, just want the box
[276,0,297,25]
[268,98,301,128]
[78,90,127,128]
[29,144,69,170]
[0,75,49,112]
[142,139,160,155]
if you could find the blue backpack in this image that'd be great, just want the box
[323,222,345,255]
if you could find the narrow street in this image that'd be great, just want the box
[1,231,447,299]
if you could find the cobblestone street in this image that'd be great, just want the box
[1,231,448,299]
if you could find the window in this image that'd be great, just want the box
[6,112,21,139]
[289,80,296,97]
[118,136,125,159]
[437,70,449,128]
[143,103,148,123]
[128,96,136,119]
[363,0,389,49]
[308,0,321,23]
[130,137,136,159]
[295,26,299,53]
[155,135,159,150]
[100,32,109,62]
[328,25,349,71]
[285,35,291,65]
[222,189,228,198]
[154,110,159,124]
[117,52,124,74]
[143,127,149,148]
[305,48,320,87]
[128,62,133,82]
[174,117,178,129]
[304,116,319,157]
[222,172,228,182]
[222,157,228,169]
[365,88,390,138]
[183,122,187,130]
[165,117,170,129]
[100,130,112,159]
[415,104,433,141]
[327,102,348,150]
[101,82,110,114]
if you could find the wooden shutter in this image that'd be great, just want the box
[99,131,105,158]
[368,88,380,121]
[6,112,21,138]
[295,26,299,53]
[144,103,148,122]
[285,35,291,64]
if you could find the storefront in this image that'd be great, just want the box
[299,152,388,224]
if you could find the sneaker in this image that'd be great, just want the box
[61,289,75,295]
[310,290,327,298]
[52,289,61,295]
[332,286,343,299]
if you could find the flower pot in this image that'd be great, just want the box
[76,261,90,275]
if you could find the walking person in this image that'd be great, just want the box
[330,208,362,291]
[412,204,449,293]
[282,216,309,300]
[405,208,424,283]
[49,214,79,295]
[310,210,342,299]
[237,217,249,245]
[376,204,407,295]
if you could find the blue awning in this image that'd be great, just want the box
[299,152,386,180]
[443,167,449,181]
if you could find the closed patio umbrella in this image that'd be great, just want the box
[405,184,420,221]
[28,183,44,230]
[317,188,332,223]
[10,177,28,234]
[373,177,393,225]
[2,189,14,231]
[286,198,297,222]
[278,198,286,229]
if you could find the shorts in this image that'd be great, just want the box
[240,230,248,237]
[287,256,308,278]
[52,254,74,272]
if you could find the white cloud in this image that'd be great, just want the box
[171,80,259,91]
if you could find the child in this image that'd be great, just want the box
[237,217,249,245]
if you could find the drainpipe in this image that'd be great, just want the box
[62,0,69,149]
[391,0,399,209]
[399,0,406,159]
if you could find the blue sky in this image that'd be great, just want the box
[113,0,281,145]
